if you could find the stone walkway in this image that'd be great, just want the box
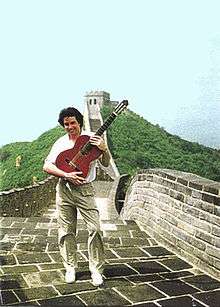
[1,199,220,306]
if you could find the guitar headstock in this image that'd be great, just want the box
[114,100,129,115]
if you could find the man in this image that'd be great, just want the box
[43,107,110,286]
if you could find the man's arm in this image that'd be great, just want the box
[43,162,66,178]
[43,162,86,185]
[98,148,111,167]
[89,135,110,167]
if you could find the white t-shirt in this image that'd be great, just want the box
[45,131,97,183]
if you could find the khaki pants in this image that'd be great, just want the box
[56,179,105,273]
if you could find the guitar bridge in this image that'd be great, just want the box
[65,159,81,171]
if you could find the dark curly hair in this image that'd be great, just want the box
[58,107,84,129]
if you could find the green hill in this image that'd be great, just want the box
[101,102,220,181]
[0,126,66,191]
[0,103,220,191]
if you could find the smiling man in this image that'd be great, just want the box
[43,107,110,286]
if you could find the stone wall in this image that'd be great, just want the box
[121,168,220,280]
[0,165,113,218]
[0,176,58,217]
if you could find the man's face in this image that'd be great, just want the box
[63,116,81,137]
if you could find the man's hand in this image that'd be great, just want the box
[64,171,86,185]
[89,135,107,151]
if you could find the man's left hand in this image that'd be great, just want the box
[89,135,107,151]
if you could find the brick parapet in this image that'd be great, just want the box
[0,176,58,217]
[121,168,220,280]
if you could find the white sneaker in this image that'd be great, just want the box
[91,271,104,286]
[65,265,76,283]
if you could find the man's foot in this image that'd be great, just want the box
[65,265,76,283]
[91,271,104,287]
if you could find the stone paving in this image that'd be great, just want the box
[1,201,220,306]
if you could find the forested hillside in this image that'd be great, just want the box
[101,103,220,181]
[0,127,65,191]
[0,103,219,191]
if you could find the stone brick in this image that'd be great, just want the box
[155,178,176,190]
[199,211,220,226]
[0,274,28,290]
[214,206,220,217]
[175,183,192,195]
[177,220,195,236]
[169,190,185,202]
[183,274,220,291]
[23,270,64,287]
[120,237,151,247]
[0,254,17,265]
[188,235,207,251]
[202,193,220,206]
[204,185,220,195]
[177,178,188,186]
[206,245,220,260]
[16,252,52,264]
[151,279,198,296]
[143,246,173,257]
[195,229,213,245]
[193,289,220,306]
[116,284,165,303]
[158,257,192,271]
[125,274,162,283]
[165,174,177,181]
[15,285,58,302]
[78,288,130,306]
[191,190,203,200]
[213,258,220,270]
[213,237,220,248]
[164,213,178,227]
[158,194,172,205]
[157,295,204,307]
[112,247,149,258]
[193,219,212,234]
[15,242,47,252]
[0,290,19,305]
[38,295,85,306]
[2,265,39,274]
[182,204,199,218]
[184,197,214,214]
[130,261,170,274]
[103,263,137,277]
[159,271,193,280]
[172,228,199,249]
[189,182,203,191]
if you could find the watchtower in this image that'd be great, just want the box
[84,90,110,109]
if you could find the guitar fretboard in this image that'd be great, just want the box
[95,113,117,136]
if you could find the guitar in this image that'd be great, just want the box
[55,100,128,177]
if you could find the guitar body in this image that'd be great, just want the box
[55,135,103,178]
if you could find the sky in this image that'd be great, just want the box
[0,0,220,149]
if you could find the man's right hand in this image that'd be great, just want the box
[64,171,86,185]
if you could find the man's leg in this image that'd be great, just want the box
[56,182,78,282]
[76,183,105,286]
[80,208,105,273]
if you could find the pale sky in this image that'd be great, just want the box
[0,0,220,148]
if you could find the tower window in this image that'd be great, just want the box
[94,99,97,104]
[89,99,92,105]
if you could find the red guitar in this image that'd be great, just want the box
[55,100,128,178]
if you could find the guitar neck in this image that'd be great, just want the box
[95,112,117,136]
[81,101,128,154]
